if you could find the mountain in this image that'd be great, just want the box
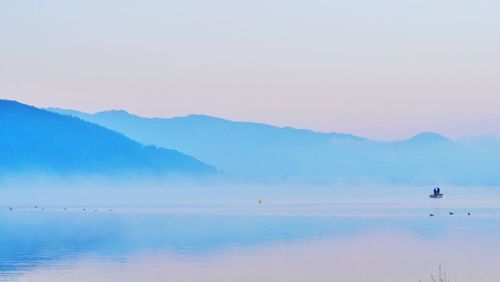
[48,108,500,185]
[400,132,452,144]
[47,109,367,180]
[0,100,215,178]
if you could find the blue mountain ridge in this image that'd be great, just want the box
[0,100,216,177]
[48,107,500,185]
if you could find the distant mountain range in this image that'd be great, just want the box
[49,108,500,185]
[0,100,215,178]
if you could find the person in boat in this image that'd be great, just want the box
[433,188,437,196]
[437,187,440,195]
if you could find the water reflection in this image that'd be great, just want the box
[2,205,500,281]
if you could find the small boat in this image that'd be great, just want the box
[429,187,443,199]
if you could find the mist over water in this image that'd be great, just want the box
[2,180,500,281]
[2,0,499,280]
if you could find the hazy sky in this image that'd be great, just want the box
[1,0,499,140]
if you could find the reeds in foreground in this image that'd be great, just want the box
[419,265,452,282]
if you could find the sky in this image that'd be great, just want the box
[1,0,499,141]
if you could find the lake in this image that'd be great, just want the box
[2,186,500,281]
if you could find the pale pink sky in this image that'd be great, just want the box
[1,1,499,140]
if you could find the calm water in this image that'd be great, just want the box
[2,187,500,281]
